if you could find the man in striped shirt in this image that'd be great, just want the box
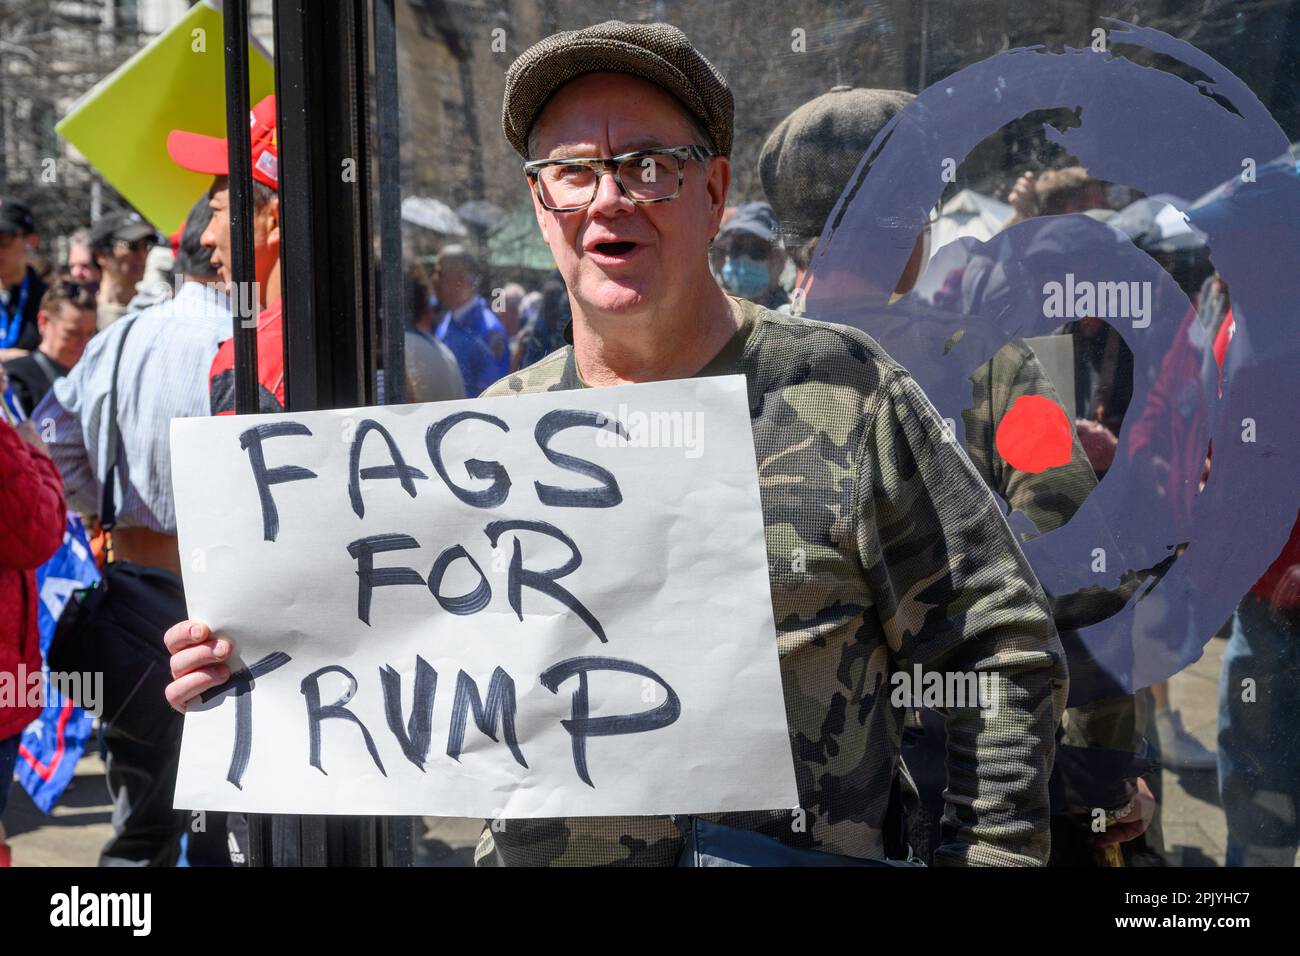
[37,196,232,866]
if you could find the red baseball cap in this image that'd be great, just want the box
[167,95,278,189]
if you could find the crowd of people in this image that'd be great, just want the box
[0,90,587,866]
[1,17,1296,869]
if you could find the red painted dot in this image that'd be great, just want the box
[994,395,1074,474]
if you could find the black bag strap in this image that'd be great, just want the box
[100,317,139,533]
[30,349,63,394]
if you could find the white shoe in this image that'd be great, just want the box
[1155,709,1217,770]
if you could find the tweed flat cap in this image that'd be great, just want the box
[760,86,915,248]
[502,20,733,158]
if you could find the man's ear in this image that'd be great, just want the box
[260,196,281,249]
[36,309,50,335]
[705,157,731,241]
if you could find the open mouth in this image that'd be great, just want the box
[593,241,637,256]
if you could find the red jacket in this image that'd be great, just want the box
[0,421,66,740]
[208,300,286,415]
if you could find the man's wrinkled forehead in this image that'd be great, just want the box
[530,72,700,158]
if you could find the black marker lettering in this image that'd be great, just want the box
[380,656,438,772]
[446,667,527,768]
[346,533,425,625]
[428,545,492,615]
[484,519,606,642]
[539,656,681,788]
[348,418,428,518]
[533,408,626,508]
[425,411,511,508]
[239,422,318,542]
[199,651,292,790]
[300,665,386,777]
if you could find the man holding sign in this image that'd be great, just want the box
[165,21,1066,867]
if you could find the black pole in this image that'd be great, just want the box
[374,0,406,406]
[221,0,259,416]
[274,0,319,412]
[274,0,368,414]
[256,0,414,866]
[222,0,269,865]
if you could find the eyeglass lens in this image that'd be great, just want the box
[537,153,680,209]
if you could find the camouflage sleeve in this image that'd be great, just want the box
[857,370,1068,866]
[961,341,1097,536]
[962,344,1141,757]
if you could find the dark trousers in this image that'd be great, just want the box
[99,724,242,866]
[99,724,185,866]
[188,811,246,866]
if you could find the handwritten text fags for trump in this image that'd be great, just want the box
[169,376,799,818]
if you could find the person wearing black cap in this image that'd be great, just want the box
[0,196,46,363]
[164,20,1065,869]
[710,201,789,310]
[90,210,156,330]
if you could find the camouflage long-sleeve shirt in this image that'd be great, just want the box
[962,340,1098,539]
[473,297,1067,866]
[963,341,1141,802]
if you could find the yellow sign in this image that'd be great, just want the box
[56,0,275,234]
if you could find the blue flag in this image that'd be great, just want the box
[7,382,100,814]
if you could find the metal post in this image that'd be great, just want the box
[368,0,414,863]
[221,0,260,416]
[221,0,274,868]
[374,0,406,407]
[232,0,414,866]
[273,0,370,413]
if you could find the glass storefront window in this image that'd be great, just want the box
[393,1,1300,868]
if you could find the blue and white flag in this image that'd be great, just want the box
[6,383,100,813]
[17,515,99,813]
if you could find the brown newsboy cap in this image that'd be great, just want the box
[502,20,733,159]
[760,86,915,249]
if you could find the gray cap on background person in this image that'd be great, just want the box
[718,201,779,244]
[760,86,916,254]
[502,20,734,158]
[0,196,35,235]
[89,209,156,250]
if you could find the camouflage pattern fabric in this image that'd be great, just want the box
[964,342,1141,754]
[472,296,1068,866]
[962,340,1097,539]
[963,341,1138,748]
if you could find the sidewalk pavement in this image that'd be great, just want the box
[3,636,1232,867]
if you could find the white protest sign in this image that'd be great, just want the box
[170,375,799,817]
